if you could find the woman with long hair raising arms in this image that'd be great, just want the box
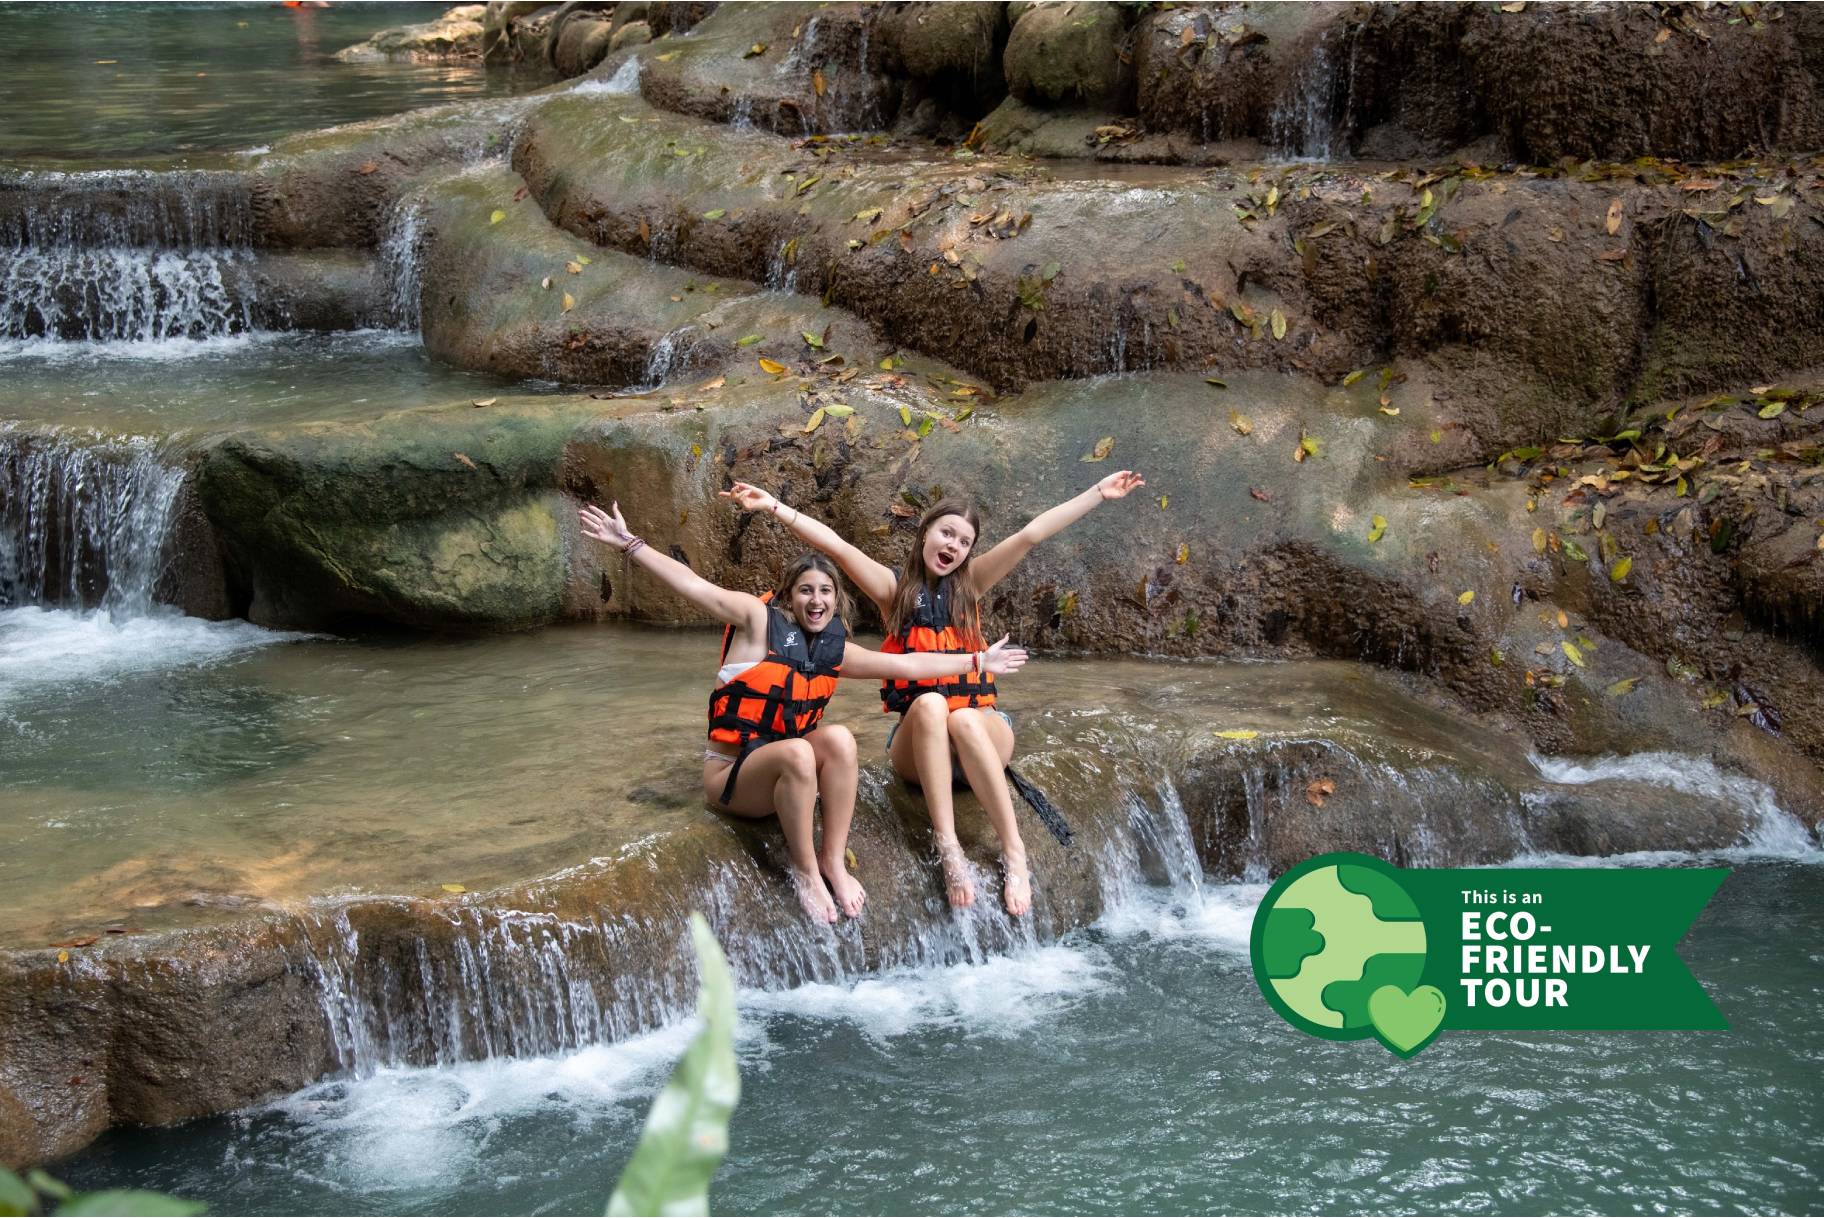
[719,471,1146,916]
[578,500,1029,924]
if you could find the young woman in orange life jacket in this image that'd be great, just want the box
[720,470,1146,916]
[577,500,1029,925]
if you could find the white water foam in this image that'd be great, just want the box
[738,941,1110,1043]
[0,606,306,701]
[1529,750,1819,857]
[1094,881,1266,951]
[249,1020,696,1196]
[572,57,642,96]
[0,331,269,364]
[0,327,419,366]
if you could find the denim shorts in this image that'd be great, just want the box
[885,707,1013,753]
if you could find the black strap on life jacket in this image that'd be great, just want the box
[1006,766,1073,847]
[709,601,845,805]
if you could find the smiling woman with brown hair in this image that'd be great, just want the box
[720,470,1145,916]
[578,499,1029,925]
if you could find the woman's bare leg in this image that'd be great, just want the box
[704,738,836,923]
[805,724,865,916]
[946,709,1029,915]
[889,691,972,907]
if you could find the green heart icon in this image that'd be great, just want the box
[1368,983,1446,1056]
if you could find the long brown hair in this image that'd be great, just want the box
[885,500,986,646]
[773,552,855,632]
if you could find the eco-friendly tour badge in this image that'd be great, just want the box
[1249,852,1727,1058]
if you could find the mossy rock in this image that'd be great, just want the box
[1005,1,1126,106]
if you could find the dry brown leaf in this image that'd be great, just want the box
[453,452,477,470]
[1305,777,1336,807]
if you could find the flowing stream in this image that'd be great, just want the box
[3,6,1821,1213]
[56,856,1824,1215]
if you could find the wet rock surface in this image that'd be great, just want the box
[7,0,1824,1174]
[335,5,489,62]
[4,660,1809,1167]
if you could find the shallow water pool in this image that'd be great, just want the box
[0,3,549,162]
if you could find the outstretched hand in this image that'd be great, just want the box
[1097,470,1146,501]
[983,634,1028,675]
[719,481,778,514]
[579,501,635,550]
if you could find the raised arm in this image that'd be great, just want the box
[720,481,898,609]
[969,469,1146,592]
[579,501,764,630]
[839,634,1027,682]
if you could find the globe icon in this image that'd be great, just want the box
[1253,854,1430,1037]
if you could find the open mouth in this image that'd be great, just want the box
[934,549,958,569]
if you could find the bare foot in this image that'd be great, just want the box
[936,838,974,908]
[820,856,867,918]
[790,866,839,924]
[1000,852,1032,917]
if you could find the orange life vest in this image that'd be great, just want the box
[880,580,995,714]
[707,594,845,801]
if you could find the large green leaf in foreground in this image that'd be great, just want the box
[607,913,740,1218]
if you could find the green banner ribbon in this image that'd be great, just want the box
[1250,852,1727,1058]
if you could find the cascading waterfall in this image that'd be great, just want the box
[1269,29,1347,161]
[0,428,186,615]
[638,325,696,389]
[776,10,887,134]
[572,56,641,96]
[0,169,258,343]
[0,246,248,342]
[294,773,1196,1079]
[764,236,799,292]
[378,194,428,331]
[0,169,255,249]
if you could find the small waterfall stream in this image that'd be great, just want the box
[293,772,1200,1078]
[276,740,1819,1082]
[0,170,259,343]
[378,194,428,332]
[0,247,249,342]
[0,428,186,615]
[1268,29,1355,161]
